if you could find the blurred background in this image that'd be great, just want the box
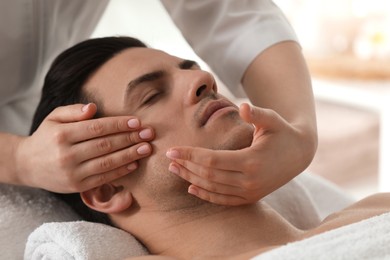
[92,0,390,200]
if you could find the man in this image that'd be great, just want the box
[30,36,389,259]
[2,2,317,257]
[1,0,316,203]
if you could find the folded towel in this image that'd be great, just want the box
[24,173,356,260]
[252,212,390,260]
[0,184,80,260]
[25,221,148,260]
[25,207,389,260]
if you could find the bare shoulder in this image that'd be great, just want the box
[344,192,390,210]
[304,192,390,238]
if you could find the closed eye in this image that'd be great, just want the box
[141,91,162,106]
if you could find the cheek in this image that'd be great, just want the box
[141,128,197,182]
[136,140,189,203]
[142,132,182,180]
[149,115,199,148]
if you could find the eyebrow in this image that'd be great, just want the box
[124,59,199,103]
[179,59,199,70]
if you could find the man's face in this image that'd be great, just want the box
[84,48,254,208]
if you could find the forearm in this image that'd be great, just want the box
[242,41,318,165]
[0,132,23,185]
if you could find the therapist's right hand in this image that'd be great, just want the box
[15,103,154,193]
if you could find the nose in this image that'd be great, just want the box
[185,70,217,105]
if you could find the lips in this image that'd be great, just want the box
[200,99,237,126]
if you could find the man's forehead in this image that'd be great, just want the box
[84,47,187,98]
[118,47,180,69]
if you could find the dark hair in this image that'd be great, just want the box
[30,36,147,226]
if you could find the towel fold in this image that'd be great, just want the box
[23,173,356,260]
[252,212,390,260]
[0,184,80,259]
[24,221,148,260]
[25,211,390,260]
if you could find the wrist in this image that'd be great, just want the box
[0,133,26,185]
[292,120,318,170]
[12,135,30,186]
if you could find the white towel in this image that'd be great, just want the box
[0,184,80,260]
[24,221,148,260]
[23,173,356,260]
[25,209,390,260]
[252,212,390,260]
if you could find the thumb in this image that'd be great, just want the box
[46,103,97,123]
[239,103,282,130]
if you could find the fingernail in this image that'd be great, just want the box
[82,103,90,112]
[139,128,152,139]
[249,105,254,116]
[166,149,180,159]
[127,162,138,171]
[128,118,140,128]
[137,144,150,155]
[188,186,198,196]
[168,164,179,174]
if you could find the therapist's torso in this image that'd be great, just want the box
[0,0,108,134]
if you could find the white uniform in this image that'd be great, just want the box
[0,0,297,135]
[0,1,109,135]
[0,1,297,258]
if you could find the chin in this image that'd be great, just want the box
[215,122,254,151]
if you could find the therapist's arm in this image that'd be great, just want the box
[242,41,317,167]
[0,103,154,193]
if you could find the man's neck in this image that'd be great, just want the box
[122,201,302,259]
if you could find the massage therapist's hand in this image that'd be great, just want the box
[15,103,154,193]
[166,103,312,206]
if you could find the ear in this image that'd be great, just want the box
[80,183,133,214]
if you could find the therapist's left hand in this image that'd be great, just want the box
[166,103,313,206]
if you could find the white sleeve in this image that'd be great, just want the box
[160,0,298,97]
[0,0,108,134]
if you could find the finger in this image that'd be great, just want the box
[166,146,247,172]
[170,159,243,187]
[74,127,154,163]
[78,142,152,179]
[45,103,146,143]
[239,103,284,130]
[80,162,139,192]
[65,116,144,143]
[188,185,248,206]
[46,103,97,123]
[238,102,252,123]
[169,162,244,195]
